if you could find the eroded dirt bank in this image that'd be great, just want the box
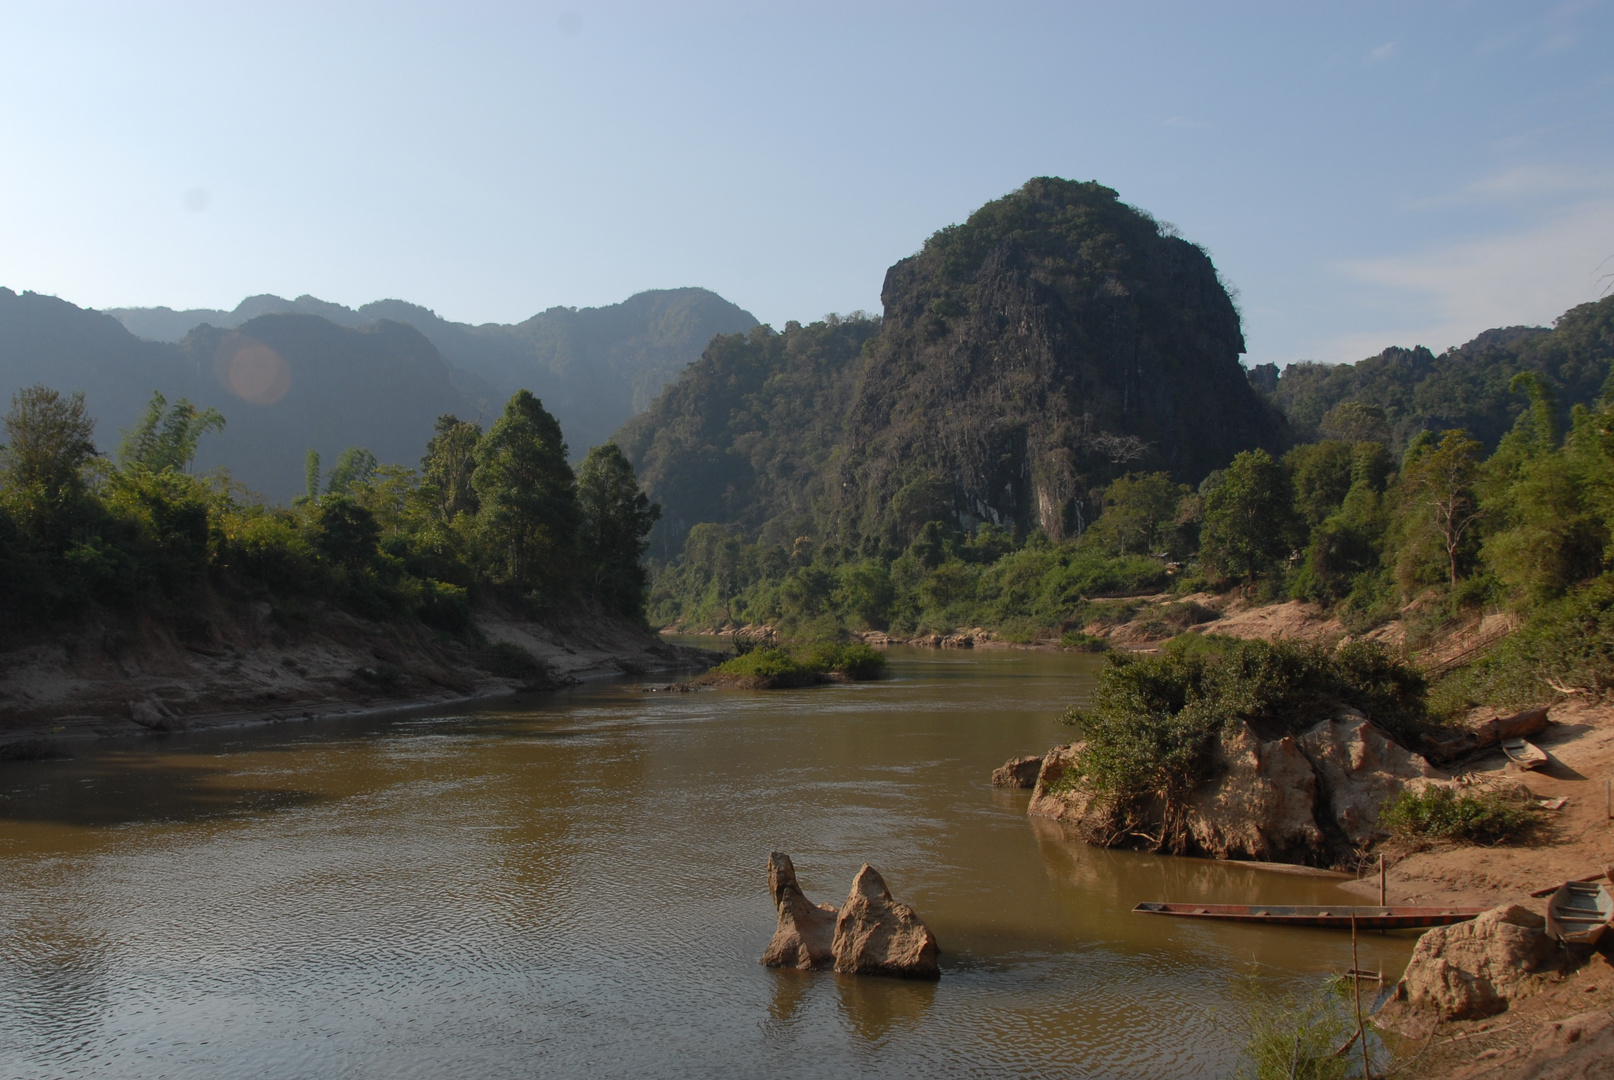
[0,599,710,747]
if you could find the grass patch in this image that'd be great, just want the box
[1236,988,1355,1080]
[1380,784,1541,846]
[798,641,887,679]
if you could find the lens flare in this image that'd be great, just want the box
[222,342,291,404]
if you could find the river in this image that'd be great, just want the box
[0,645,1412,1079]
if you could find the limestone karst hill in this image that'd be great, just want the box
[617,178,1284,555]
[842,177,1283,543]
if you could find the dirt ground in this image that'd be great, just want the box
[1333,699,1614,1079]
[1338,700,1614,911]
[1389,955,1614,1079]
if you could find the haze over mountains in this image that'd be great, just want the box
[0,287,756,501]
[5,176,1608,541]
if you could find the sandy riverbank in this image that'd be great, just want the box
[1,600,712,748]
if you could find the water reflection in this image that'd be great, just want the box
[833,972,936,1042]
[0,647,1415,1079]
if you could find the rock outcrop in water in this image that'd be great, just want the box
[831,865,941,981]
[760,852,837,970]
[760,855,940,980]
[1029,709,1441,864]
[992,755,1043,788]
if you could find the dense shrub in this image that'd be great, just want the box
[1379,784,1540,845]
[707,641,887,684]
[1060,637,1427,852]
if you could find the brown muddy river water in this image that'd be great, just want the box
[0,646,1412,1078]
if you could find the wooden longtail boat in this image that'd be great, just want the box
[1501,737,1548,770]
[1131,902,1486,930]
[1546,881,1613,945]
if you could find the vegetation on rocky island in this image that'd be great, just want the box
[1057,636,1428,852]
[0,385,661,641]
[701,641,886,689]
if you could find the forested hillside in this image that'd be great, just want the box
[1257,301,1614,453]
[615,316,881,559]
[107,287,757,454]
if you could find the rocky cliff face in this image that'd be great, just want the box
[837,178,1282,543]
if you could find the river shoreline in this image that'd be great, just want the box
[1,603,713,750]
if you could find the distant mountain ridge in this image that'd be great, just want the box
[105,288,759,453]
[0,288,476,500]
[3,284,756,502]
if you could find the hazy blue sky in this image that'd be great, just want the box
[2,1,1611,367]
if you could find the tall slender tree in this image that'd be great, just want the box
[473,391,579,594]
[576,442,661,616]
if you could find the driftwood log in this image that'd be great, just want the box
[1420,706,1551,765]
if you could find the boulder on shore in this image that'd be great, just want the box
[992,755,1044,788]
[831,864,941,980]
[1377,905,1568,1025]
[760,852,838,970]
[1294,708,1438,847]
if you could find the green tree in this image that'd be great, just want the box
[116,391,225,472]
[1479,376,1605,600]
[1200,449,1295,585]
[325,447,378,496]
[309,495,382,569]
[1399,430,1485,589]
[1318,401,1390,444]
[1087,471,1189,556]
[473,390,580,594]
[1284,441,1355,529]
[421,414,483,522]
[576,442,661,616]
[835,559,895,628]
[0,385,99,545]
[304,449,321,501]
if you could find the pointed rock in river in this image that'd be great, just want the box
[831,864,940,980]
[760,852,837,970]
